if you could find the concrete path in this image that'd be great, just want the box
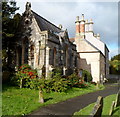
[29,85,119,116]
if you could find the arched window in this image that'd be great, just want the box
[65,46,68,67]
[53,47,56,66]
[38,41,41,65]
[30,45,34,67]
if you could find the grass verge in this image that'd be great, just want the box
[2,84,104,115]
[74,94,119,116]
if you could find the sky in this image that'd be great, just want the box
[16,0,119,59]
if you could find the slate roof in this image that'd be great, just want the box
[84,39,100,51]
[32,11,61,33]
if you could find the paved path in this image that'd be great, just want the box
[29,85,119,116]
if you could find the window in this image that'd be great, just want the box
[65,46,68,67]
[38,41,41,65]
[53,47,56,66]
[30,45,34,67]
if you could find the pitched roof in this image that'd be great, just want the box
[32,11,61,33]
[84,39,100,51]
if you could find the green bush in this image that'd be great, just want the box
[82,70,93,82]
[38,73,69,93]
[75,79,89,88]
[52,67,62,76]
[12,64,39,88]
[11,65,92,92]
[67,73,81,87]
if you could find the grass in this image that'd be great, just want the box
[2,84,104,115]
[74,94,120,116]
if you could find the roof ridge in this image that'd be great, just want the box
[31,10,61,31]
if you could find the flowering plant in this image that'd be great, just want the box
[78,79,88,88]
[16,64,38,88]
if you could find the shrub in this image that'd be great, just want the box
[12,65,92,92]
[38,73,69,93]
[82,70,93,82]
[67,73,81,87]
[76,79,88,88]
[52,67,63,76]
[90,81,97,85]
[14,64,39,88]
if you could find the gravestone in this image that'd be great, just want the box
[96,81,100,90]
[115,89,120,107]
[90,96,103,117]
[109,101,115,116]
[39,89,44,103]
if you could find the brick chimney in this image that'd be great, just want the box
[80,14,85,38]
[75,16,80,35]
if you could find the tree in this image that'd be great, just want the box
[109,54,120,75]
[2,1,21,71]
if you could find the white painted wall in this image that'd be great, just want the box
[79,52,100,82]
[85,32,105,56]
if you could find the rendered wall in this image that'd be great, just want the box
[79,52,100,82]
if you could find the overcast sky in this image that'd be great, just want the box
[16,0,119,59]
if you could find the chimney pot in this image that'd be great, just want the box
[76,16,79,22]
[97,33,100,37]
[86,19,88,23]
[82,14,84,20]
[90,19,93,24]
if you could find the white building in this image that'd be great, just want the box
[70,14,109,83]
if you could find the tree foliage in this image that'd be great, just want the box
[109,54,120,75]
[2,1,21,71]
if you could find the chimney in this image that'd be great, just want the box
[85,19,89,32]
[75,16,80,35]
[89,19,94,32]
[97,33,100,40]
[80,14,85,38]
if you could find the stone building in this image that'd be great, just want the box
[15,2,109,83]
[15,2,80,78]
[70,14,109,83]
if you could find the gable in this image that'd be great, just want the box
[85,33,105,55]
[76,38,100,53]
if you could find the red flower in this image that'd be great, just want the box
[28,72,33,76]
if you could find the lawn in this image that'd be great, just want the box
[74,94,119,116]
[2,84,104,115]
